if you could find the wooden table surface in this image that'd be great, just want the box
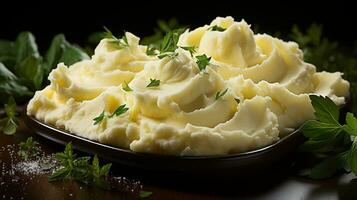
[1,113,356,200]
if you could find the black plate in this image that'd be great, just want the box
[23,108,305,177]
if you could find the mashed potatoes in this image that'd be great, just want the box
[27,17,349,156]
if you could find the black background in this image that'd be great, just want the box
[1,0,356,49]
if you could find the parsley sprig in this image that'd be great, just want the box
[215,89,228,100]
[146,28,185,59]
[147,78,160,87]
[103,26,129,50]
[0,97,18,135]
[195,54,211,72]
[49,143,112,190]
[93,104,129,125]
[299,95,357,179]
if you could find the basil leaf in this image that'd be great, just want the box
[14,55,43,90]
[14,32,40,64]
[0,63,32,104]
[44,34,89,75]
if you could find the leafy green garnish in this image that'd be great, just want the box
[299,95,357,179]
[0,32,89,105]
[156,28,185,59]
[141,18,185,49]
[234,98,240,104]
[215,89,228,100]
[17,137,40,160]
[122,81,133,92]
[146,46,158,56]
[209,25,226,32]
[147,78,160,88]
[139,191,153,198]
[195,54,211,72]
[108,104,129,118]
[49,143,112,190]
[93,111,105,125]
[180,46,196,57]
[103,26,129,50]
[0,97,18,135]
[93,104,129,125]
[44,34,89,76]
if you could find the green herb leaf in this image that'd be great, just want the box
[50,143,112,190]
[234,98,240,104]
[0,63,33,104]
[209,25,226,32]
[195,54,211,72]
[48,167,70,181]
[15,55,43,90]
[146,46,157,56]
[157,28,185,59]
[180,46,196,57]
[108,104,129,118]
[300,96,350,154]
[122,81,133,91]
[93,111,105,125]
[141,18,184,47]
[103,27,129,50]
[17,137,40,160]
[139,191,153,198]
[347,138,357,174]
[100,163,112,176]
[0,97,19,135]
[299,95,355,179]
[147,78,160,88]
[308,153,347,179]
[44,34,89,76]
[345,112,357,136]
[14,32,40,64]
[215,89,228,100]
[309,95,340,124]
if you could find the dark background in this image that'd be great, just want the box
[1,0,356,49]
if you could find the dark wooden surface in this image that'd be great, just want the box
[1,114,357,200]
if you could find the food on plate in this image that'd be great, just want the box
[27,16,349,156]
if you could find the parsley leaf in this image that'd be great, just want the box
[195,54,211,72]
[108,104,129,118]
[209,25,226,32]
[122,81,133,92]
[157,28,185,59]
[93,110,105,125]
[299,95,355,179]
[215,89,228,100]
[179,46,196,57]
[147,78,160,87]
[103,26,129,50]
[0,97,19,135]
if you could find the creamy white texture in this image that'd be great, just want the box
[27,17,350,156]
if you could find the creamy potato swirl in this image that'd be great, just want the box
[27,17,349,155]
